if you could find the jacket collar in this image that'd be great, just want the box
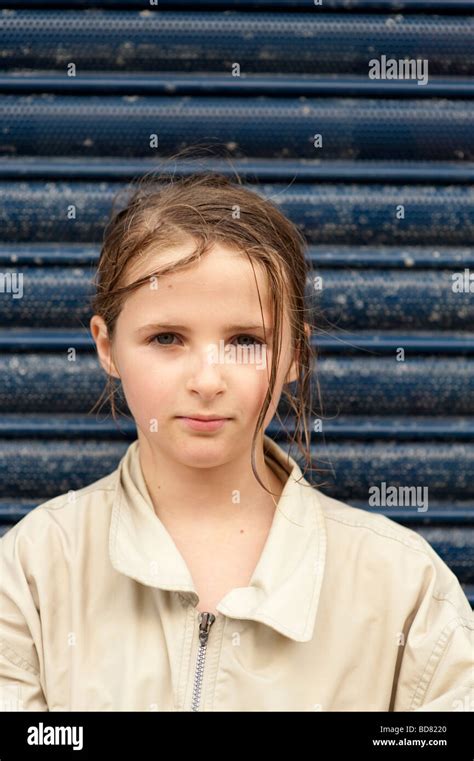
[109,435,327,642]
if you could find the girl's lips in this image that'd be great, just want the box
[177,416,229,432]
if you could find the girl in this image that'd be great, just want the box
[0,169,472,713]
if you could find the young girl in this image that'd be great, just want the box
[0,170,472,713]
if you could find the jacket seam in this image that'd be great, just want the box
[42,486,116,513]
[432,593,474,620]
[408,616,471,711]
[0,639,39,676]
[324,514,429,555]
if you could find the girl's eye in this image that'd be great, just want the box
[150,332,178,346]
[234,334,265,347]
[148,333,264,347]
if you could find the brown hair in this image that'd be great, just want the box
[90,153,318,494]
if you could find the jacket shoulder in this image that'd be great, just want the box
[314,489,473,618]
[0,467,119,551]
[316,490,425,550]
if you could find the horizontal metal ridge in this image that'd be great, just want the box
[0,157,473,183]
[313,332,474,353]
[0,414,138,438]
[1,1,474,10]
[308,245,474,267]
[0,73,473,98]
[1,243,474,268]
[0,243,99,264]
[268,417,474,440]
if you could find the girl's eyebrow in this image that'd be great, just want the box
[136,322,273,336]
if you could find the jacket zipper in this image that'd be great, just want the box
[190,611,216,712]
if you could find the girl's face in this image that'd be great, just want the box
[91,240,299,468]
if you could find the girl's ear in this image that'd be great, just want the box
[284,323,312,385]
[90,315,121,380]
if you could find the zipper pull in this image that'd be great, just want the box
[198,612,216,645]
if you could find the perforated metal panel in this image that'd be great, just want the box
[0,0,473,605]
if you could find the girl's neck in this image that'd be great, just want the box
[137,434,284,530]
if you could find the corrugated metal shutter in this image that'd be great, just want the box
[0,0,473,607]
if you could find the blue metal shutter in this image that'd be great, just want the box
[0,0,473,607]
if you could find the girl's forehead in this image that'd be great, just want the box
[117,244,292,334]
[125,242,272,293]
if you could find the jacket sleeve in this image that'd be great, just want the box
[393,536,474,712]
[0,523,48,711]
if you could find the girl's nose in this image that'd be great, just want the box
[185,346,227,394]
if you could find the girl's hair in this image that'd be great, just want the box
[90,152,319,494]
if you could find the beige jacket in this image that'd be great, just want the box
[0,435,473,712]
